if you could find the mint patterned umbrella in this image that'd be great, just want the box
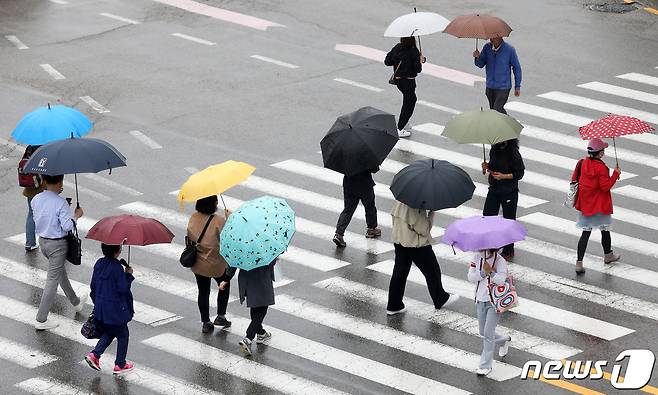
[220,196,295,271]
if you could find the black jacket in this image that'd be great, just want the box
[384,44,422,78]
[488,146,525,195]
[225,260,276,308]
[343,167,378,197]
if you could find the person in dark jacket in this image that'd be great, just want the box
[332,167,381,248]
[221,259,278,357]
[84,244,135,375]
[481,139,525,261]
[384,36,425,138]
[473,37,522,114]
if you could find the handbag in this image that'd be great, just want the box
[388,61,401,85]
[564,159,584,208]
[485,255,519,314]
[179,214,214,268]
[65,221,82,266]
[81,310,103,339]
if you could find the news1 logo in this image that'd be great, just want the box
[521,350,656,390]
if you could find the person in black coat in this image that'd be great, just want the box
[481,139,525,261]
[332,167,381,248]
[384,36,425,138]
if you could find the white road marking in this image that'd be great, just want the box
[39,64,65,80]
[614,184,658,205]
[274,294,522,381]
[129,130,163,149]
[48,0,69,4]
[5,35,28,49]
[63,180,111,202]
[367,261,634,341]
[0,296,218,395]
[143,333,348,395]
[315,277,582,360]
[0,336,57,368]
[538,91,658,125]
[579,81,658,105]
[171,32,216,46]
[15,378,85,395]
[250,55,299,69]
[83,173,143,196]
[333,78,383,92]
[617,72,658,87]
[505,101,658,146]
[184,166,198,174]
[79,96,110,113]
[225,316,468,395]
[100,12,141,24]
[416,100,461,114]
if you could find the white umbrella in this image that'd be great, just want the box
[384,11,450,38]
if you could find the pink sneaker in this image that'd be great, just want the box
[84,352,101,371]
[113,361,134,375]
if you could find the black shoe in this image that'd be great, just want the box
[202,322,214,333]
[332,233,346,248]
[213,316,231,328]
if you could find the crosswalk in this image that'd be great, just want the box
[1,67,657,394]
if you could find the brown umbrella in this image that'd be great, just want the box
[443,14,512,50]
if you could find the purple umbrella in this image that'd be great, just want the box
[442,216,526,252]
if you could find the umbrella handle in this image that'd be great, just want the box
[74,173,80,209]
[613,137,619,168]
[413,7,422,54]
[220,194,227,211]
[476,38,479,51]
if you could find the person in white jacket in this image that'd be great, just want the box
[467,249,512,377]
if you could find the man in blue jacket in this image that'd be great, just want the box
[473,37,522,114]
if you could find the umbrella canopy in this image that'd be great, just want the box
[220,196,295,271]
[86,215,174,246]
[384,12,450,37]
[177,160,256,204]
[390,159,475,210]
[442,109,523,145]
[579,114,654,139]
[320,107,398,176]
[11,104,92,145]
[442,216,527,252]
[23,137,126,175]
[443,14,512,39]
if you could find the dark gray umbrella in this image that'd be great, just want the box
[390,159,475,210]
[320,106,398,176]
[24,137,127,206]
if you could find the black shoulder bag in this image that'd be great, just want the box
[180,215,214,268]
[65,221,82,266]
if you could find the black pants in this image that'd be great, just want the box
[486,88,510,114]
[577,230,612,261]
[483,190,519,255]
[246,306,268,340]
[335,189,377,235]
[387,244,450,310]
[194,273,231,323]
[396,79,417,130]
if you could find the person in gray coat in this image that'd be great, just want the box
[221,259,277,357]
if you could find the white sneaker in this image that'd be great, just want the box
[499,336,512,357]
[238,338,252,357]
[386,306,407,316]
[256,331,272,344]
[35,320,59,331]
[25,245,39,252]
[397,129,411,138]
[74,290,89,313]
[476,368,492,376]
[440,294,460,309]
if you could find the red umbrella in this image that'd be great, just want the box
[86,215,175,264]
[579,114,654,166]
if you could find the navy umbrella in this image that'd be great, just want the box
[24,136,127,206]
[390,159,475,210]
[320,106,398,176]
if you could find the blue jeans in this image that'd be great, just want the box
[92,323,129,367]
[26,198,36,247]
[476,301,508,369]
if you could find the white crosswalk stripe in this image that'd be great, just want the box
[578,81,658,105]
[614,184,658,205]
[0,336,58,368]
[15,377,86,395]
[617,72,658,87]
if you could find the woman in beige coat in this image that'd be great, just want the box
[187,195,232,333]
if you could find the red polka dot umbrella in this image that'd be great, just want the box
[579,114,655,166]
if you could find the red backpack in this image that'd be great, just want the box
[18,146,40,188]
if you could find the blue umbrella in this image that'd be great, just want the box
[220,196,295,271]
[11,103,92,145]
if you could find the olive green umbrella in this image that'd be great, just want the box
[442,108,523,161]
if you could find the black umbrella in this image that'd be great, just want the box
[320,107,398,176]
[24,136,127,207]
[390,159,475,210]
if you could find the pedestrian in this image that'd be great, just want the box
[473,37,522,114]
[186,195,232,333]
[481,139,525,261]
[572,138,621,274]
[386,201,459,315]
[467,249,512,377]
[19,145,43,252]
[84,244,135,375]
[384,36,425,137]
[332,167,382,247]
[221,259,278,357]
[31,174,87,330]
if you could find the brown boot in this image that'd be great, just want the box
[604,252,620,264]
[365,228,382,239]
[575,260,585,274]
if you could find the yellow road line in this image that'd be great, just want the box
[564,360,658,394]
[645,7,658,15]
[528,369,606,395]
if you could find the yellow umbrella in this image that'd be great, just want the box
[177,160,256,209]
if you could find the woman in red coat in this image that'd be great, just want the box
[572,138,621,274]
